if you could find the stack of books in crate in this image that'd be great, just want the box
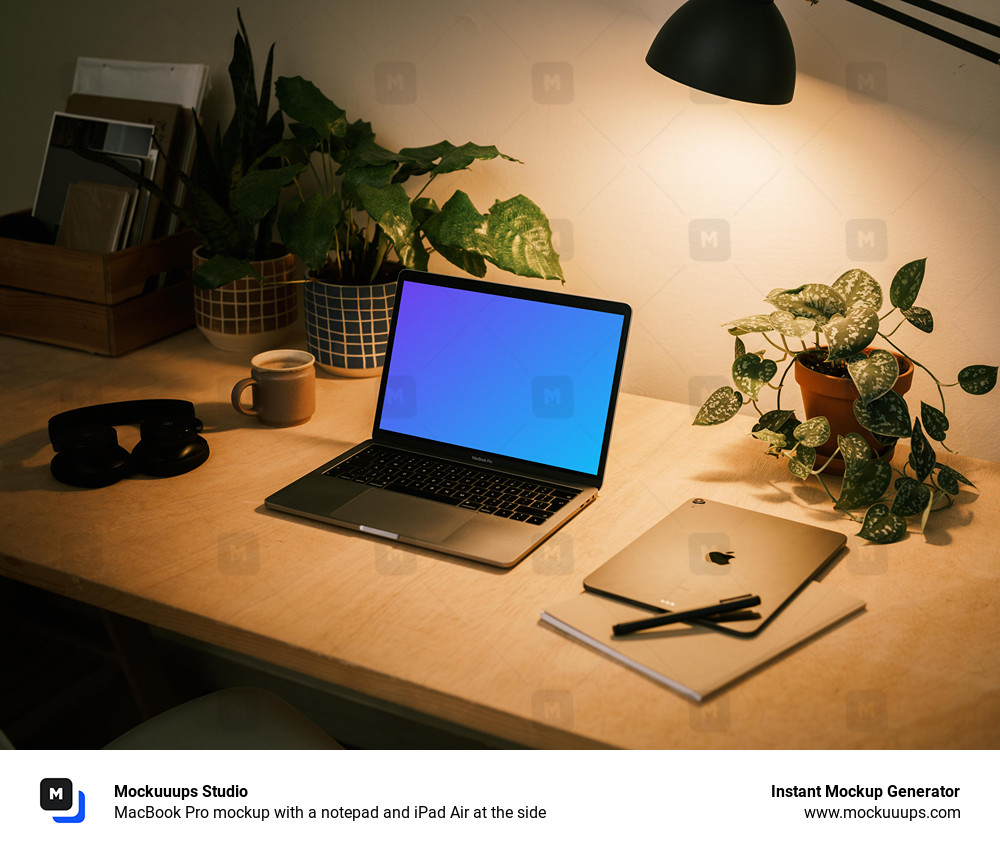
[0,58,210,355]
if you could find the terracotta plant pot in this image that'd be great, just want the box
[192,248,298,353]
[304,271,398,377]
[794,348,913,474]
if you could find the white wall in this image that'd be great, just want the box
[3,0,998,460]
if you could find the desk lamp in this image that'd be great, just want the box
[646,0,1000,104]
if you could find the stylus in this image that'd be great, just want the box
[702,609,761,623]
[611,594,762,636]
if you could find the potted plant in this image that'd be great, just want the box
[693,258,997,543]
[77,11,304,352]
[270,74,564,375]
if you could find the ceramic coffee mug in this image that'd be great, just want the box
[231,349,316,427]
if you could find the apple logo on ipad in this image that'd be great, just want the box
[706,550,735,566]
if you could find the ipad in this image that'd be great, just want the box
[582,498,847,635]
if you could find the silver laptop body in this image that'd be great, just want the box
[266,269,632,568]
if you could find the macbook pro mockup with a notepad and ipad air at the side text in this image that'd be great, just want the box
[266,269,632,568]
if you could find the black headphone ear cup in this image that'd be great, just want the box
[49,424,132,488]
[131,415,210,477]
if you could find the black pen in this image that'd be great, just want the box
[612,594,762,636]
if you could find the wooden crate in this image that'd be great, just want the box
[0,226,198,355]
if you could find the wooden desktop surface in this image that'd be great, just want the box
[1,330,997,749]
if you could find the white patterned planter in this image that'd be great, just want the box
[304,278,397,377]
[192,249,298,353]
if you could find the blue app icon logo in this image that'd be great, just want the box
[40,778,86,823]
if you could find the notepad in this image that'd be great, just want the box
[540,582,865,701]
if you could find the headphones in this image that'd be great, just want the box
[48,399,209,489]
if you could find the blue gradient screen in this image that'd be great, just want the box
[377,280,627,476]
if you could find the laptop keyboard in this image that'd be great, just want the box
[324,445,581,525]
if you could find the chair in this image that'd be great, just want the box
[102,687,343,749]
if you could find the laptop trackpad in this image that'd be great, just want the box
[333,489,469,543]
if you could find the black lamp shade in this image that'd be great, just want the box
[646,0,796,104]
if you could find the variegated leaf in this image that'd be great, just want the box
[838,459,892,510]
[788,445,817,480]
[847,350,899,404]
[908,418,936,482]
[920,402,949,442]
[935,463,974,495]
[831,268,883,312]
[753,428,787,448]
[889,258,926,311]
[858,503,907,544]
[823,305,879,360]
[693,387,743,426]
[793,416,830,448]
[902,305,933,333]
[957,365,998,395]
[768,310,816,338]
[838,432,871,478]
[732,353,777,401]
[765,284,846,323]
[724,314,774,335]
[755,409,794,432]
[853,391,912,438]
[891,477,930,517]
[920,492,933,532]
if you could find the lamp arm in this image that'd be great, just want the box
[893,0,1000,39]
[805,0,1000,65]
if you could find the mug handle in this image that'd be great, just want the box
[231,378,259,417]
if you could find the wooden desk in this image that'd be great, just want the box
[1,330,997,748]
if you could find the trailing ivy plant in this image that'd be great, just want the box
[693,258,997,543]
[270,75,564,285]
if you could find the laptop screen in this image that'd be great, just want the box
[374,272,630,480]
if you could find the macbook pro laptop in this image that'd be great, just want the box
[583,498,848,634]
[266,269,632,568]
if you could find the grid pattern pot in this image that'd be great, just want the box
[304,278,397,377]
[192,249,298,353]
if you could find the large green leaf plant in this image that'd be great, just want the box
[270,75,563,285]
[693,259,997,543]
